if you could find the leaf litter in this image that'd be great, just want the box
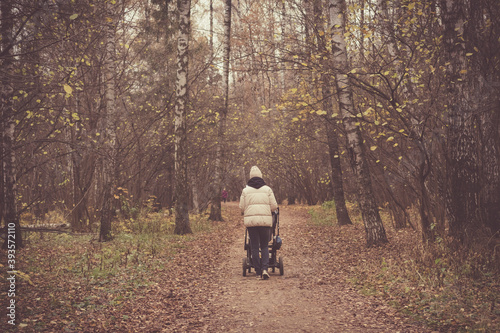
[1,202,497,332]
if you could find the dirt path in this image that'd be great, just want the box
[206,203,426,332]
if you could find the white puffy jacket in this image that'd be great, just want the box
[239,184,279,228]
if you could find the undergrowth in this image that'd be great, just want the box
[1,207,218,330]
[308,201,500,332]
[22,209,212,280]
[308,200,338,226]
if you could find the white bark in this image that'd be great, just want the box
[315,0,352,226]
[174,0,192,234]
[328,0,387,246]
[100,0,119,241]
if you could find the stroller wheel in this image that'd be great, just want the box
[242,258,247,277]
[279,257,284,276]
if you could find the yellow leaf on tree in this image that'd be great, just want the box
[364,107,374,115]
[63,84,73,96]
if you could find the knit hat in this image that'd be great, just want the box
[249,166,263,179]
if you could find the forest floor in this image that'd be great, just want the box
[205,202,427,333]
[2,202,498,332]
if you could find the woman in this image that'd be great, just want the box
[239,166,278,279]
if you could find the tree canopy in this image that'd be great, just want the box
[1,0,499,248]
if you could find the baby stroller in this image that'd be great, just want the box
[242,208,284,276]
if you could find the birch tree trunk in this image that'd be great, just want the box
[1,0,23,249]
[100,0,118,241]
[174,0,192,234]
[328,0,387,246]
[210,0,214,61]
[208,0,214,84]
[209,0,231,221]
[279,0,286,93]
[315,0,352,226]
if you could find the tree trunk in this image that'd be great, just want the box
[1,0,23,249]
[209,0,231,222]
[474,1,500,235]
[279,0,286,93]
[441,0,481,242]
[324,107,353,226]
[100,0,119,242]
[70,79,91,232]
[481,96,500,235]
[328,0,387,246]
[174,0,193,234]
[210,0,214,60]
[71,123,84,232]
[0,116,3,239]
[315,0,352,226]
[208,0,214,84]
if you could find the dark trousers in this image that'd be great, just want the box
[247,226,271,275]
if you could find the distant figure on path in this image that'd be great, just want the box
[239,166,278,280]
[222,189,228,203]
